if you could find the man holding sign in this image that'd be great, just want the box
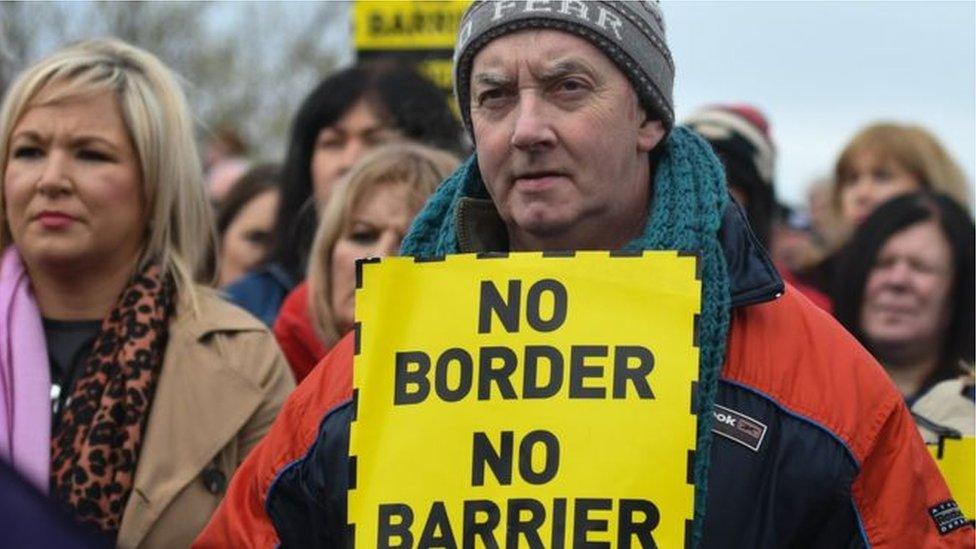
[198,1,971,547]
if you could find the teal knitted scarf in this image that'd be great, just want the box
[401,127,731,546]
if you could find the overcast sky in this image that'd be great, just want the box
[208,1,976,209]
[14,2,971,210]
[213,1,974,208]
[662,1,975,207]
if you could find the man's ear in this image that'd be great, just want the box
[637,116,666,153]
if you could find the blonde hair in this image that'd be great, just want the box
[307,142,459,345]
[833,122,971,216]
[0,38,215,309]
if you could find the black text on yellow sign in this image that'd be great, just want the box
[354,1,471,50]
[348,252,703,548]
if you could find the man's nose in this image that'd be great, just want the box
[510,93,556,151]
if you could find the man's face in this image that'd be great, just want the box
[469,30,665,251]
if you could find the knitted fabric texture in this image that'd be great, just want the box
[401,127,731,546]
[453,0,674,135]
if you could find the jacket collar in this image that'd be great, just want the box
[718,200,784,308]
[455,196,783,309]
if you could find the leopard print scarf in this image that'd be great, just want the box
[50,265,175,538]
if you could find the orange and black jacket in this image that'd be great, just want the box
[196,205,973,548]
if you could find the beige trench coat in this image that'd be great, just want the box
[116,290,294,548]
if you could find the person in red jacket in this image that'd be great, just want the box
[198,2,972,547]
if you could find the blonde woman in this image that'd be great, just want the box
[0,39,293,546]
[797,122,972,305]
[273,142,459,381]
[833,122,970,234]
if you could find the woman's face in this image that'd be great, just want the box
[860,220,954,353]
[329,182,418,335]
[310,99,402,207]
[219,189,279,287]
[4,89,146,275]
[839,151,922,227]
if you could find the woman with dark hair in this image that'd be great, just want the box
[796,123,971,307]
[832,192,974,404]
[214,164,280,287]
[224,61,463,325]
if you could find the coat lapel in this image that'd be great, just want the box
[117,295,267,547]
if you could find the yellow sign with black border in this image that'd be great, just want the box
[348,252,702,547]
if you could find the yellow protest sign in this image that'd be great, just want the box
[414,57,455,93]
[348,252,702,548]
[353,1,469,112]
[354,1,471,50]
[929,437,975,520]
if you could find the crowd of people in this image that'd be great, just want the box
[0,1,972,547]
[682,107,975,413]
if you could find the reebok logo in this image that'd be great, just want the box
[714,411,737,427]
[711,405,767,452]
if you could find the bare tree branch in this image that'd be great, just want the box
[1,1,350,160]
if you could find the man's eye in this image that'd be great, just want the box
[11,146,43,159]
[558,79,586,92]
[476,88,511,108]
[551,78,591,99]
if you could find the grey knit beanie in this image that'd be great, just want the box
[453,0,674,136]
